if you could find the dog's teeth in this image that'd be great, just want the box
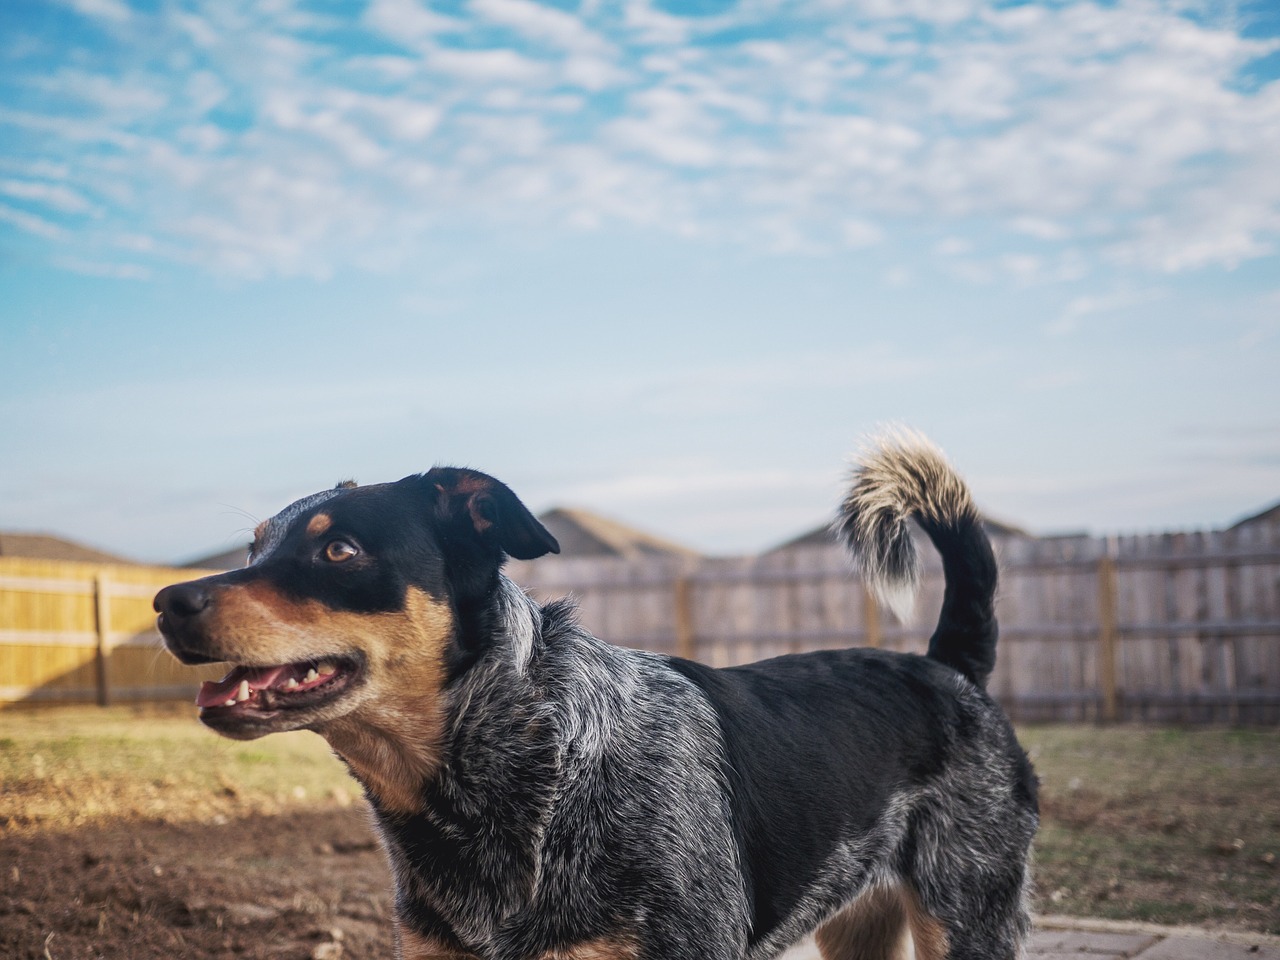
[224,698,237,707]
[284,677,300,690]
[317,662,336,677]
[237,680,251,702]
[305,668,319,683]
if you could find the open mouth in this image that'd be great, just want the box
[196,653,364,722]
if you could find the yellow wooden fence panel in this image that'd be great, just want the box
[0,557,223,705]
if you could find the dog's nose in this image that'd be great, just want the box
[154,582,212,625]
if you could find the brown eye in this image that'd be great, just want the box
[324,540,359,563]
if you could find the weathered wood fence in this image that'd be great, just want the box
[509,525,1280,725]
[2,525,1278,723]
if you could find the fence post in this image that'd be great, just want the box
[1097,541,1119,723]
[93,572,112,707]
[674,576,696,662]
[862,585,882,649]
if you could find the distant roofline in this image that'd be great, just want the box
[765,513,1032,554]
[1228,499,1280,530]
[538,506,700,559]
[0,530,138,565]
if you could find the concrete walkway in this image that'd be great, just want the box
[776,915,1280,959]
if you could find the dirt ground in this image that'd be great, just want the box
[3,807,394,960]
[2,708,1278,959]
[1,706,397,960]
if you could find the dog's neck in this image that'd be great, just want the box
[371,578,570,951]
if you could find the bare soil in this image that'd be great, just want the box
[3,807,394,960]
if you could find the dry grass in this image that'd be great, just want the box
[1021,724,1280,933]
[0,703,360,830]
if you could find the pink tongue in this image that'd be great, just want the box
[196,664,292,708]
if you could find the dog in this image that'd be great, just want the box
[155,432,1037,960]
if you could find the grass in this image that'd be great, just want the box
[0,704,360,829]
[1,707,1278,932]
[1020,725,1280,933]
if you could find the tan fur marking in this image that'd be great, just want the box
[318,587,453,814]
[535,938,639,960]
[201,583,455,814]
[901,883,949,960]
[395,927,635,960]
[816,883,950,960]
[306,512,333,537]
[396,925,478,959]
[253,520,268,542]
[816,884,909,960]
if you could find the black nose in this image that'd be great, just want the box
[154,582,212,624]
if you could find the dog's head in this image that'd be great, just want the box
[154,468,559,742]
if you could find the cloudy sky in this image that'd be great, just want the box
[1,0,1278,563]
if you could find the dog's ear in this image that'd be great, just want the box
[422,467,560,561]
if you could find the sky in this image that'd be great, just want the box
[1,0,1278,564]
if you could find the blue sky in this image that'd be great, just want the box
[1,0,1278,563]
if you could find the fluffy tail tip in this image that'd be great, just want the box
[832,428,975,624]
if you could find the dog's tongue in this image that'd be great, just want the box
[196,664,290,708]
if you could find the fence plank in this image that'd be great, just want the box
[93,573,111,707]
[1097,552,1119,722]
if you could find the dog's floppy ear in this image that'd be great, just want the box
[423,467,560,561]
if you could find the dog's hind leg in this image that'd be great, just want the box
[815,882,947,960]
[906,849,1033,960]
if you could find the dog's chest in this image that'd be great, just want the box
[378,784,615,956]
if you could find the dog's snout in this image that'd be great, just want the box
[154,582,212,623]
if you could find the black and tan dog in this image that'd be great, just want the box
[155,432,1037,960]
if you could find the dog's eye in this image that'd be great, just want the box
[323,540,359,563]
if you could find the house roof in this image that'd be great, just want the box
[0,532,138,565]
[177,508,699,568]
[181,544,250,570]
[537,508,699,560]
[1228,499,1280,531]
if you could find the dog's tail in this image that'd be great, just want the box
[834,429,998,690]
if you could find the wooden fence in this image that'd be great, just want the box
[0,557,224,706]
[509,524,1280,725]
[2,525,1278,723]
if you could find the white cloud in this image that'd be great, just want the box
[0,178,95,214]
[840,218,883,248]
[1048,287,1167,336]
[473,0,611,55]
[4,0,1279,281]
[57,0,131,23]
[936,236,972,256]
[428,45,551,83]
[36,69,168,116]
[1010,217,1069,241]
[0,203,65,239]
[623,0,696,45]
[54,257,151,280]
[363,0,462,46]
[607,87,722,167]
